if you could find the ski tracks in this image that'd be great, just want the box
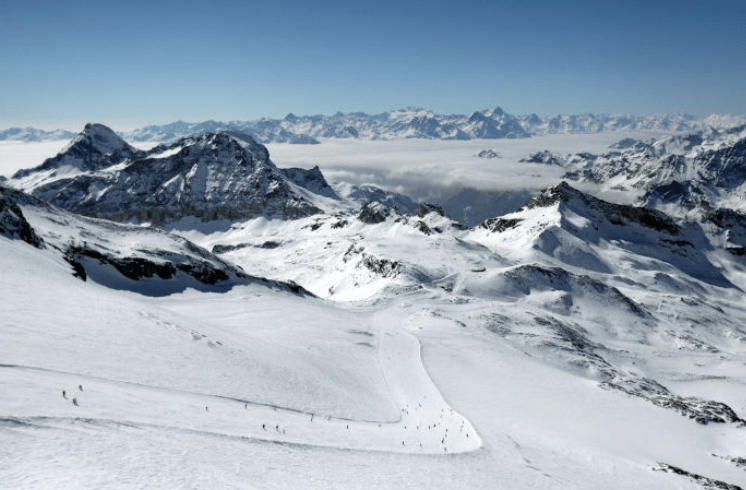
[1,322,480,455]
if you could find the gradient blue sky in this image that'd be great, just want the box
[2,0,744,130]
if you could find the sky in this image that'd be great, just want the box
[1,0,745,130]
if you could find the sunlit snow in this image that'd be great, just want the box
[2,129,746,490]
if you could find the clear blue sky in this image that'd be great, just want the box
[1,0,744,130]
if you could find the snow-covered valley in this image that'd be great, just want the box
[2,125,746,489]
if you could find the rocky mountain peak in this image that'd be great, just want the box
[520,150,565,166]
[13,123,139,179]
[10,129,331,226]
[0,185,45,249]
[523,181,579,209]
[358,202,395,224]
[71,123,137,160]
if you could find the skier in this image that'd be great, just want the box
[62,390,67,399]
[78,385,83,392]
[72,397,79,406]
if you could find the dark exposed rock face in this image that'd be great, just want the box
[417,202,445,218]
[13,123,141,178]
[65,246,234,284]
[0,186,44,248]
[643,180,709,211]
[357,202,392,224]
[478,217,522,233]
[603,382,745,427]
[280,165,338,199]
[342,243,401,278]
[211,241,283,254]
[706,208,746,229]
[654,463,744,490]
[704,208,746,254]
[697,137,746,190]
[477,149,500,158]
[13,129,330,226]
[519,150,565,166]
[361,255,401,278]
[63,242,314,297]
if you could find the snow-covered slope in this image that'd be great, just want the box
[0,184,309,296]
[4,135,746,489]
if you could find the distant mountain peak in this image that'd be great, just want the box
[76,123,133,153]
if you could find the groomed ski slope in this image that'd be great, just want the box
[3,236,744,489]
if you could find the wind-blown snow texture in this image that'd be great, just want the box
[3,123,746,490]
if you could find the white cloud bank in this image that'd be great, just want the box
[266,133,649,202]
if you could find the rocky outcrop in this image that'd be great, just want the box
[520,150,565,166]
[357,202,394,224]
[0,185,44,248]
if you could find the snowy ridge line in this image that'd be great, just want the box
[1,322,481,454]
[115,109,746,144]
[6,109,741,144]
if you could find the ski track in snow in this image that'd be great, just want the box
[1,320,480,455]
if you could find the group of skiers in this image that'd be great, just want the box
[61,384,84,406]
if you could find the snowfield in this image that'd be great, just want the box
[2,128,746,490]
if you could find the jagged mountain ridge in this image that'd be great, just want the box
[0,126,76,142]
[121,109,744,143]
[120,108,744,144]
[8,124,341,226]
[8,108,743,144]
[469,182,734,289]
[559,124,746,217]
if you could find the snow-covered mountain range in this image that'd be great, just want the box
[3,123,746,489]
[4,108,744,144]
[119,108,745,144]
[0,126,77,142]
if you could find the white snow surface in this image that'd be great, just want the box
[3,133,746,490]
